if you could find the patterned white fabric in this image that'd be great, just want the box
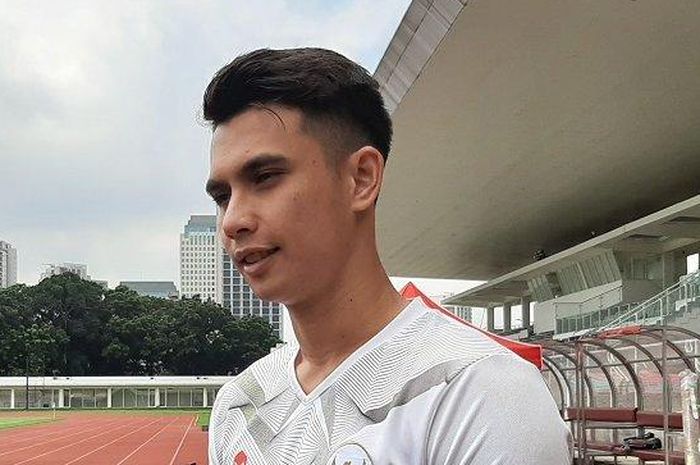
[209,298,572,465]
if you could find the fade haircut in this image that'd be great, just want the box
[202,48,393,164]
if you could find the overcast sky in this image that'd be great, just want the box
[0,0,481,308]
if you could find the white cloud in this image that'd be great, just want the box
[0,0,411,284]
[0,2,165,147]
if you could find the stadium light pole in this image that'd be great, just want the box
[25,345,29,411]
[24,324,36,411]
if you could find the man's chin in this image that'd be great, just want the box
[244,279,282,304]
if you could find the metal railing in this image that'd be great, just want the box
[596,270,700,332]
[554,283,624,334]
[555,301,639,334]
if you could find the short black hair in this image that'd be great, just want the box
[202,48,393,162]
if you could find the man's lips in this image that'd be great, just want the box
[236,247,280,277]
[234,247,280,267]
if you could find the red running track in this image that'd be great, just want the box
[0,413,207,465]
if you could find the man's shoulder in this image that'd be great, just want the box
[425,352,572,464]
[335,303,512,418]
[394,302,512,369]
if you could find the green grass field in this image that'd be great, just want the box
[0,417,54,430]
[196,410,210,428]
[0,409,212,430]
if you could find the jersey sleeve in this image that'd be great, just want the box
[425,353,572,465]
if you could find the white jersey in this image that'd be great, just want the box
[209,298,572,465]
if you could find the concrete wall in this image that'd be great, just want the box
[550,281,623,318]
[621,279,663,303]
[534,300,556,333]
[540,278,662,322]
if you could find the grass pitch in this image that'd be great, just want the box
[0,417,54,430]
[196,410,210,428]
[0,408,212,430]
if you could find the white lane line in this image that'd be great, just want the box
[167,416,194,465]
[61,417,163,465]
[114,417,180,465]
[0,418,125,457]
[1,419,79,443]
[11,417,150,465]
[1,417,110,448]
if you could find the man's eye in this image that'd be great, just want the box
[255,171,281,184]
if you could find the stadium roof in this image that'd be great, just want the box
[374,0,700,281]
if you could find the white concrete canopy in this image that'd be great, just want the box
[375,0,700,280]
[443,195,700,307]
[0,375,232,388]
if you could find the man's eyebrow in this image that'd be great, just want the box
[240,153,289,176]
[205,153,290,197]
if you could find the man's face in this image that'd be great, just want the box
[206,106,354,305]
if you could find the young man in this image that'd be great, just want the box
[204,48,571,465]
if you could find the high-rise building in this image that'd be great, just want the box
[0,240,17,288]
[180,215,218,301]
[41,262,89,281]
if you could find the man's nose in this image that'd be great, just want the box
[220,195,257,240]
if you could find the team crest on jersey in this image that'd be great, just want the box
[329,443,372,465]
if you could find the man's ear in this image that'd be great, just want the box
[347,146,384,212]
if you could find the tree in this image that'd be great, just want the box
[0,274,281,376]
[0,284,68,375]
[30,273,109,375]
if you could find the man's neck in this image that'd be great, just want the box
[286,255,407,394]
